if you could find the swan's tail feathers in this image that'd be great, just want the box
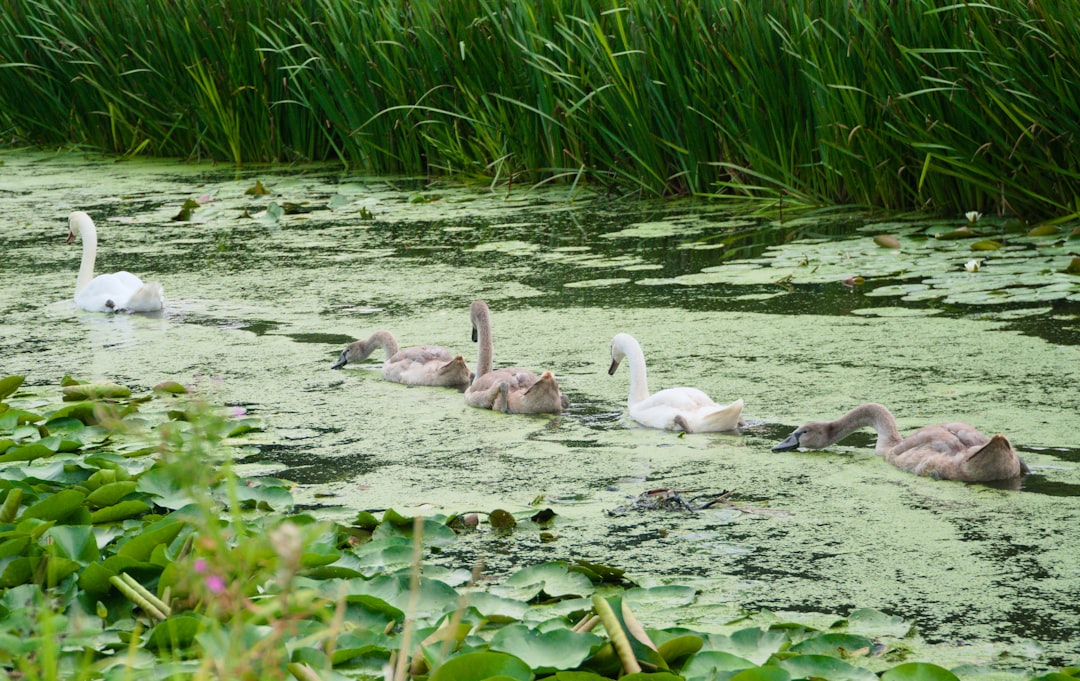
[124,283,164,312]
[965,433,1026,481]
[700,398,745,432]
[438,355,472,388]
[520,371,565,414]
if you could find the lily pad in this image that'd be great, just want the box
[881,663,961,681]
[776,654,877,681]
[0,376,24,401]
[496,562,596,600]
[62,383,132,401]
[428,651,533,681]
[489,624,603,672]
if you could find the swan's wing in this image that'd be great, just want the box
[123,282,164,312]
[685,397,744,433]
[389,345,456,365]
[962,433,1025,480]
[75,271,147,312]
[638,387,715,412]
[385,349,471,387]
[510,371,564,414]
[465,368,538,410]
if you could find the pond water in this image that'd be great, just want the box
[1,151,1078,671]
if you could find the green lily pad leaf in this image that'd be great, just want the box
[656,634,704,667]
[681,651,758,680]
[343,593,405,628]
[1064,257,1080,275]
[146,614,206,652]
[789,633,874,656]
[621,674,683,681]
[230,481,293,511]
[352,538,415,574]
[79,561,117,595]
[0,410,43,430]
[498,562,595,600]
[353,511,380,530]
[331,628,395,665]
[45,555,80,586]
[880,662,960,681]
[623,585,696,608]
[349,574,459,621]
[245,180,271,196]
[381,507,413,527]
[116,518,186,561]
[490,508,517,532]
[0,441,56,463]
[153,381,188,394]
[137,468,197,510]
[61,383,131,401]
[935,226,982,240]
[776,654,877,681]
[0,556,36,587]
[0,536,31,559]
[21,489,86,522]
[373,516,457,547]
[572,560,626,583]
[171,199,199,222]
[728,667,791,681]
[428,651,533,681]
[844,608,913,638]
[970,239,1003,251]
[1026,225,1060,236]
[707,627,791,665]
[90,500,152,524]
[874,234,900,249]
[0,376,24,401]
[465,591,530,622]
[489,624,603,672]
[226,417,263,436]
[85,481,138,509]
[43,525,99,562]
[43,402,100,425]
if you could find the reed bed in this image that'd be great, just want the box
[2,0,1079,217]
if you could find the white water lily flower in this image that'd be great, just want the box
[965,259,982,272]
[965,211,982,223]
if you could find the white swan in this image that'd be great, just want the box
[772,403,1029,482]
[67,211,163,313]
[331,330,472,388]
[464,300,567,414]
[608,332,744,432]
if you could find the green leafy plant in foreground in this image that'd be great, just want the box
[0,374,1076,680]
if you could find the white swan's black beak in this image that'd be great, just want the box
[607,358,620,376]
[471,325,478,342]
[772,432,801,452]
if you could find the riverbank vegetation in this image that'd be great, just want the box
[2,1,1080,217]
[2,374,1075,680]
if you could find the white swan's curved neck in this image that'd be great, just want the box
[618,337,651,406]
[835,403,902,453]
[74,218,98,294]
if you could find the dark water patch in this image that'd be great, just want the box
[284,332,357,345]
[1017,475,1080,497]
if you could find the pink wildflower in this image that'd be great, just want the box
[205,574,226,594]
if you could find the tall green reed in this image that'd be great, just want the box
[2,0,1079,217]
